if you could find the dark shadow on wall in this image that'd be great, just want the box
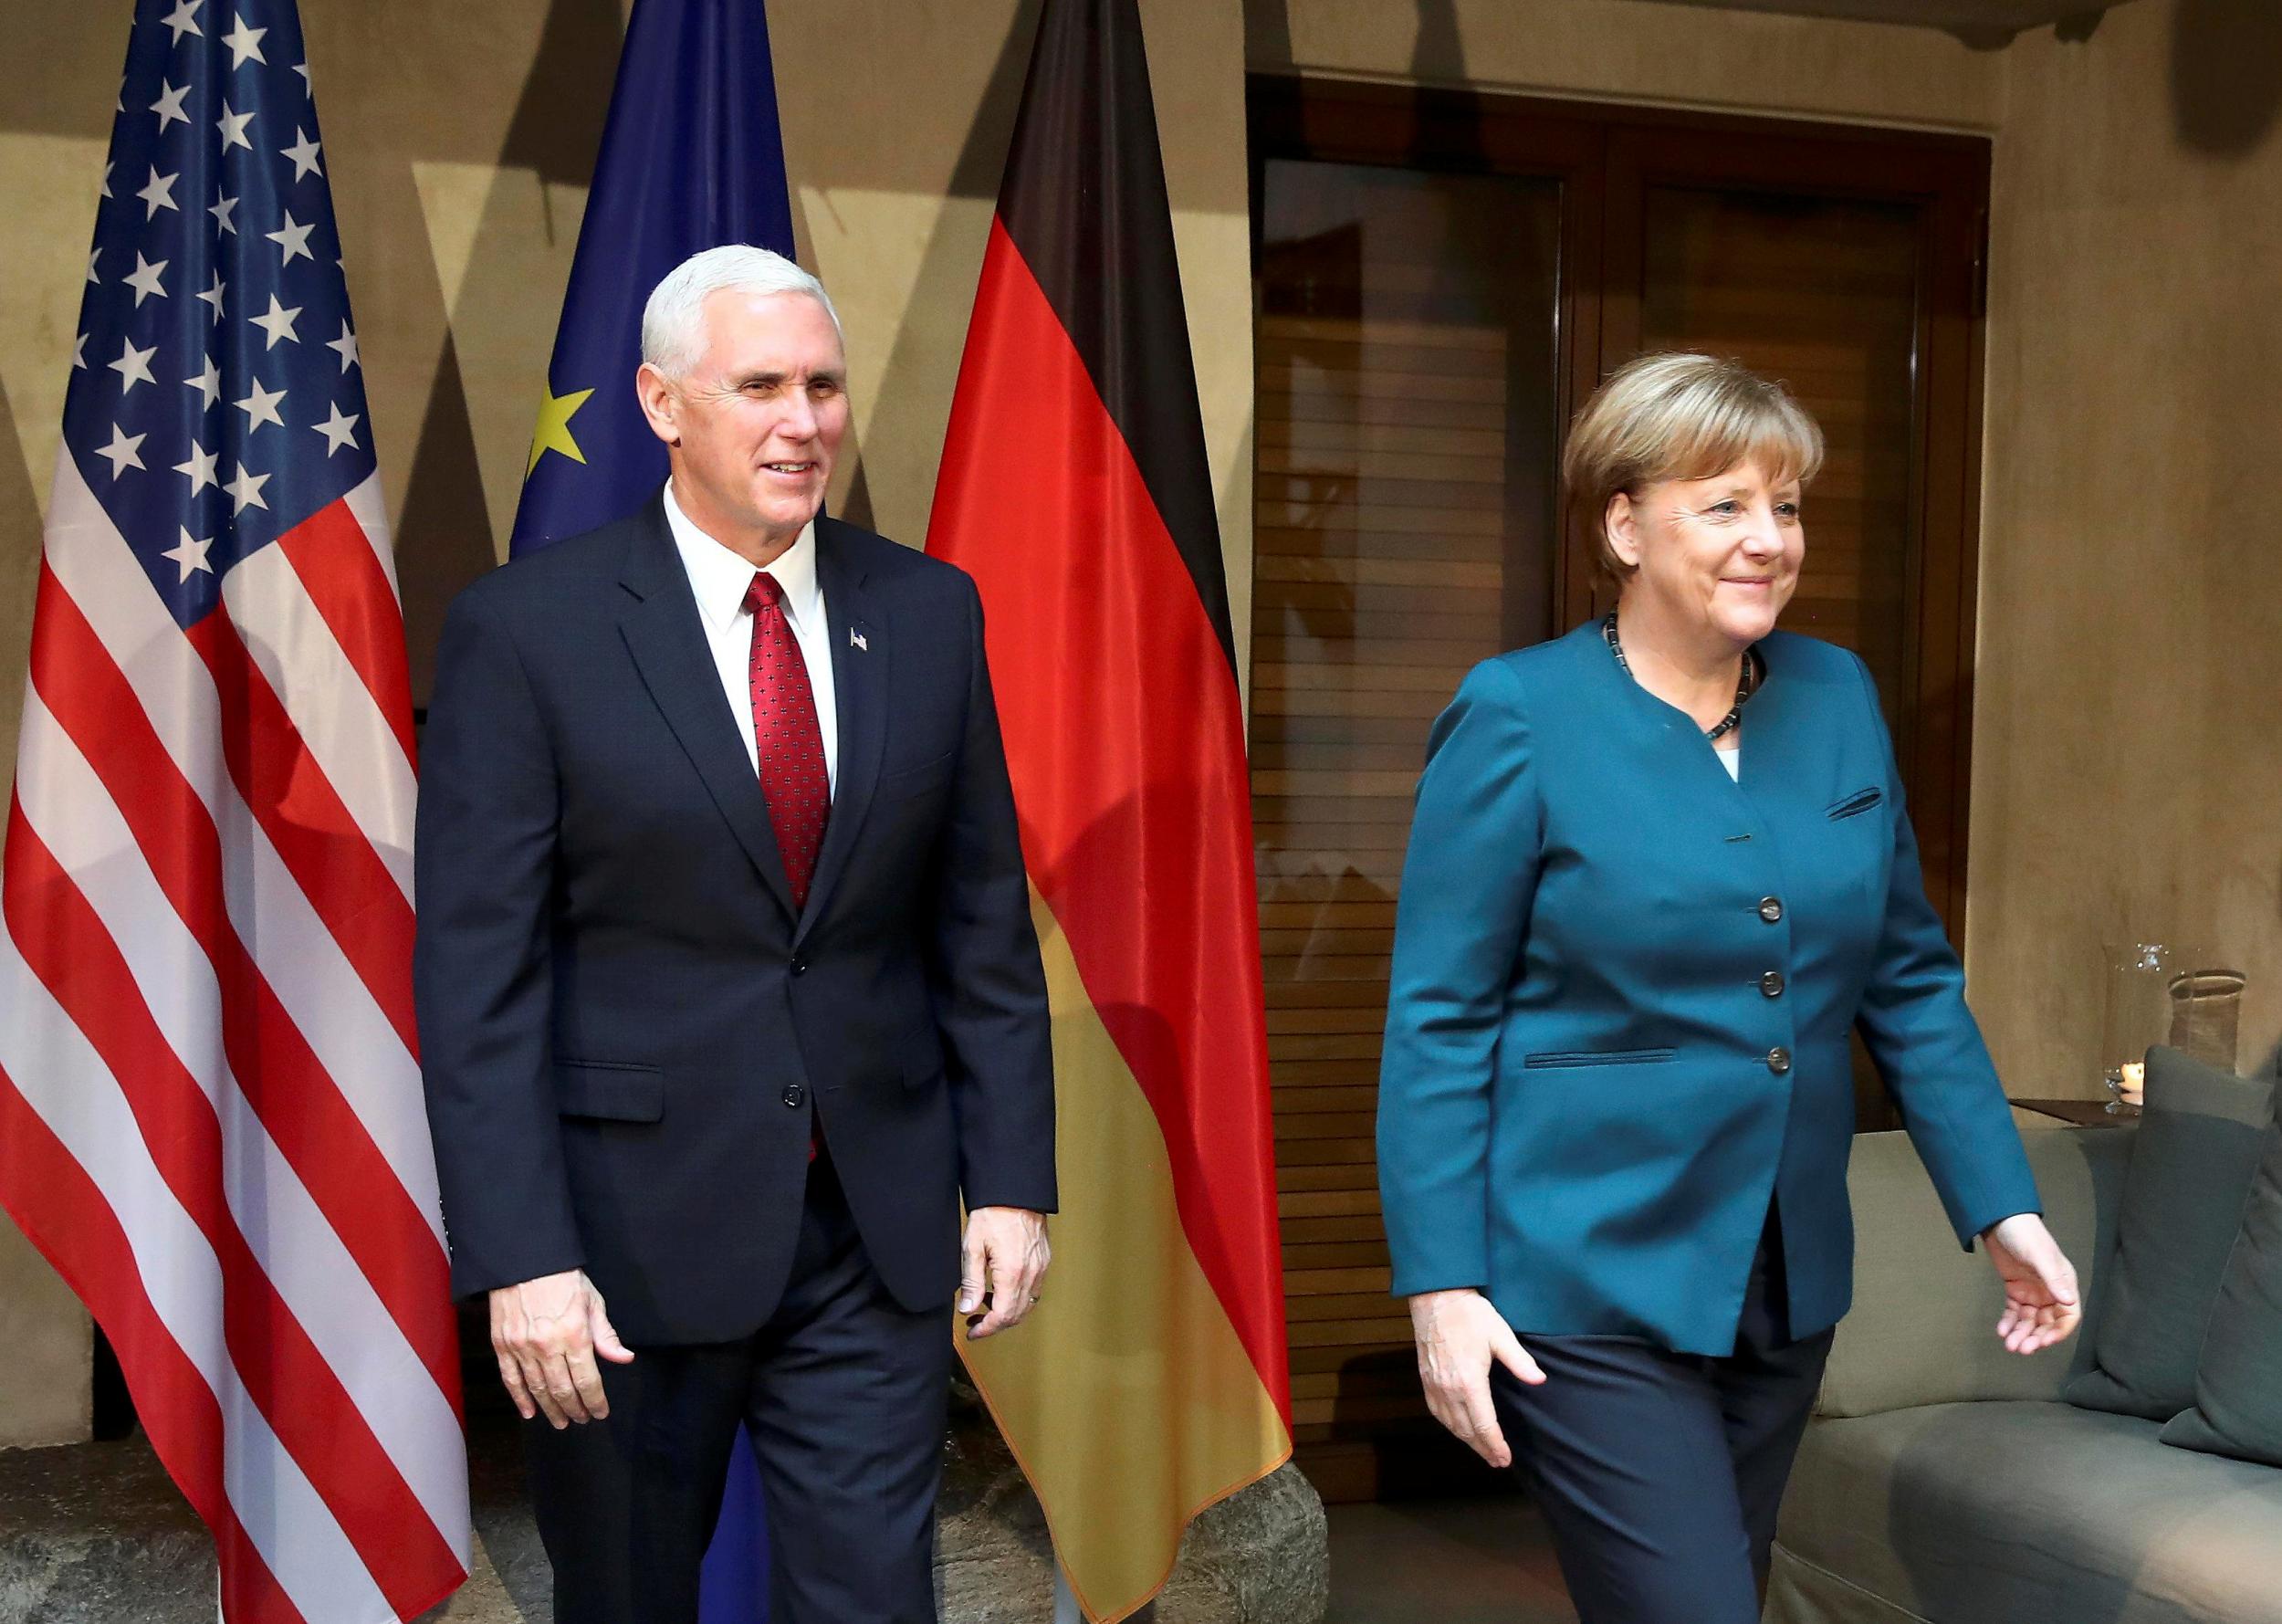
[0,372,39,610]
[1411,0,1465,85]
[0,371,49,822]
[392,329,492,712]
[1243,0,1295,71]
[2171,0,2282,158]
[833,0,1043,539]
[390,0,626,705]
[1246,0,1468,85]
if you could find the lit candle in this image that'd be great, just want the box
[2120,1060,2146,1105]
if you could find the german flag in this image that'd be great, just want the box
[924,0,1292,1617]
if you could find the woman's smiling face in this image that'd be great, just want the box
[1607,459,1805,648]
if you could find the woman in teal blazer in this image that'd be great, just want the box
[1377,354,2082,1622]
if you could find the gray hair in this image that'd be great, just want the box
[639,245,843,379]
[1563,352,1824,586]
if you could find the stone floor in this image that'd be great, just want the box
[2,1336,1572,1624]
[1321,1497,1577,1624]
[0,1378,1333,1624]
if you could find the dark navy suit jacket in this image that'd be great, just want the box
[1377,623,2038,1356]
[413,492,1055,1345]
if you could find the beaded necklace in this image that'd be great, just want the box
[1602,613,1761,744]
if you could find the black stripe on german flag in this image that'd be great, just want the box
[992,0,1237,676]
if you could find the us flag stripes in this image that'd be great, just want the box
[0,2,470,1619]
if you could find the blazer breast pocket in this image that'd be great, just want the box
[1826,786,1884,821]
[554,1060,665,1122]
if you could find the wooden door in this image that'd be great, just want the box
[1248,79,1990,1502]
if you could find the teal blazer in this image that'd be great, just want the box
[1377,623,2039,1355]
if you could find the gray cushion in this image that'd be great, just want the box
[2162,1105,2282,1466]
[1817,1126,2125,1418]
[2065,1048,2273,1420]
[1776,1401,2282,1624]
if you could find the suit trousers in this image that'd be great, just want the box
[524,1151,950,1624]
[1490,1210,1834,1624]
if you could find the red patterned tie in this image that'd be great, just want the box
[744,572,831,913]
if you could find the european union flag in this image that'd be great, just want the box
[510,4,790,1619]
[509,0,796,555]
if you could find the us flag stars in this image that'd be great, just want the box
[59,0,380,629]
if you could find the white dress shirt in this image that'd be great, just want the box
[663,481,839,793]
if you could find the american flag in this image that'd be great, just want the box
[0,3,470,1620]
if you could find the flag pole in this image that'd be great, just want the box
[1055,1566,1156,1624]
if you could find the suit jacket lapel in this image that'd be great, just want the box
[615,493,800,925]
[798,518,886,947]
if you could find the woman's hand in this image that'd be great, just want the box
[1408,1287,1545,1468]
[1982,1213,2082,1355]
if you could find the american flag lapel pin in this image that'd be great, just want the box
[851,627,869,652]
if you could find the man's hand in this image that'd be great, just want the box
[959,1207,1050,1340]
[1409,1287,1544,1469]
[1983,1213,2082,1356]
[489,1269,634,1428]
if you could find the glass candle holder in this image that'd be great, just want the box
[2168,968,2246,1074]
[2102,941,2206,1114]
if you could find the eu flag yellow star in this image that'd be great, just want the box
[526,384,595,477]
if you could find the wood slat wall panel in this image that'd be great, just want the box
[1255,609,1505,643]
[1254,558,1505,591]
[1260,953,1397,976]
[1250,639,1500,671]
[1258,902,1397,928]
[1261,392,1511,432]
[1261,420,1511,458]
[1252,742,1423,771]
[1256,267,1519,1476]
[1258,365,1508,405]
[1287,1321,1414,1351]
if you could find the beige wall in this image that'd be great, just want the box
[1972,0,2282,1091]
[0,4,108,1450]
[1251,0,2005,129]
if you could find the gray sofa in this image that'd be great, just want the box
[1767,1121,2282,1624]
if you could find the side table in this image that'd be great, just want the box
[2009,1096,2130,1127]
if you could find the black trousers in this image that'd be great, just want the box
[1491,1212,1833,1624]
[525,1153,950,1624]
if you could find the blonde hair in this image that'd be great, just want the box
[1561,353,1825,585]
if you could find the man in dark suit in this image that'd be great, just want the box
[414,245,1055,1624]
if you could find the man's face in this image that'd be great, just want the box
[638,288,849,550]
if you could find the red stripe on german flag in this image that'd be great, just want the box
[926,1,1290,1618]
